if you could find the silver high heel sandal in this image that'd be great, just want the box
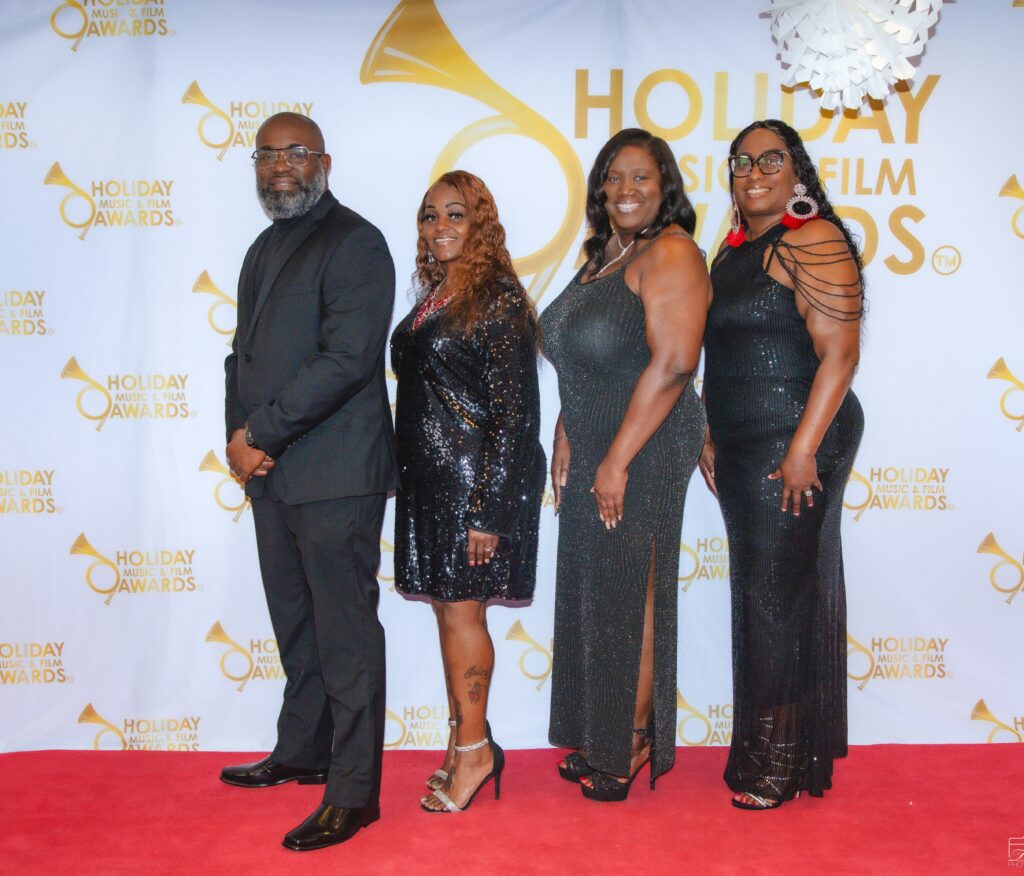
[420,736,505,814]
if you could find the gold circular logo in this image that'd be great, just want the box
[931,245,961,275]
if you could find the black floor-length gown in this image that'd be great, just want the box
[540,260,705,780]
[391,284,546,602]
[705,223,864,800]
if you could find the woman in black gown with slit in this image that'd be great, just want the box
[700,120,865,810]
[540,129,709,801]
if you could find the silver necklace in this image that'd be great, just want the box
[599,226,651,274]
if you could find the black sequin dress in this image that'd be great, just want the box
[391,283,546,602]
[540,261,705,780]
[705,222,864,800]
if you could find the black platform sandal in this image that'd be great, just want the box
[557,750,594,783]
[579,727,654,802]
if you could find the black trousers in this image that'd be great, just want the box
[251,490,386,808]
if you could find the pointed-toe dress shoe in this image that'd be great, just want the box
[282,803,380,851]
[219,755,328,788]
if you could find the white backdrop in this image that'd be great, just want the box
[1,0,1022,754]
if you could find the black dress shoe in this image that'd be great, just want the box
[219,755,328,788]
[282,803,380,851]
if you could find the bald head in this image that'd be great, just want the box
[257,112,326,153]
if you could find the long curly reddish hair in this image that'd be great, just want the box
[415,170,536,336]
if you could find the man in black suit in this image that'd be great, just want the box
[221,112,397,851]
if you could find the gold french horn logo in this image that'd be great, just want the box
[505,620,552,690]
[78,703,127,750]
[44,162,97,240]
[199,450,250,522]
[384,706,408,749]
[987,358,1024,432]
[70,533,121,605]
[842,467,873,521]
[846,632,875,690]
[60,356,112,430]
[999,175,1024,239]
[971,698,1023,743]
[192,271,236,344]
[678,542,701,592]
[977,533,1024,605]
[675,689,712,746]
[205,622,255,692]
[50,1,88,52]
[182,81,234,161]
[361,0,585,304]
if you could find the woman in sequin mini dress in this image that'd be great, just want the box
[700,120,865,810]
[540,129,709,801]
[391,171,545,813]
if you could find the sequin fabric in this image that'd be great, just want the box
[540,262,705,780]
[705,222,865,800]
[390,283,546,602]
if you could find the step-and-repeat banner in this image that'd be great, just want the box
[2,0,1022,753]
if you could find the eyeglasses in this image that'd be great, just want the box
[251,146,324,167]
[728,149,788,177]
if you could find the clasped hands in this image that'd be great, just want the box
[226,428,275,484]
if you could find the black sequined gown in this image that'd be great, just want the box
[540,263,705,780]
[705,223,864,800]
[391,284,546,602]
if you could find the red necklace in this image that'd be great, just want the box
[412,281,451,330]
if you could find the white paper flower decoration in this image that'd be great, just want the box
[764,0,942,111]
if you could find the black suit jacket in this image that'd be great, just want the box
[225,191,398,503]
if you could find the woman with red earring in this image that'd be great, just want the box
[700,119,865,810]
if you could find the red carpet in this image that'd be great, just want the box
[1,746,1018,875]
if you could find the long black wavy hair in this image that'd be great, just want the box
[729,119,865,288]
[583,128,696,274]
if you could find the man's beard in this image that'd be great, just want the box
[257,164,327,219]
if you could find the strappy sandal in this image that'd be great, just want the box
[557,750,594,784]
[731,789,799,810]
[579,727,654,802]
[425,719,493,791]
[420,738,505,813]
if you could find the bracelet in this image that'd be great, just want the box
[554,433,568,444]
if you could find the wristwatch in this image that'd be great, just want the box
[244,423,259,449]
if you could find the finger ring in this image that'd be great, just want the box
[804,489,813,497]
[486,547,495,554]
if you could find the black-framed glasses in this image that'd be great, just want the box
[251,146,324,167]
[728,149,788,177]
